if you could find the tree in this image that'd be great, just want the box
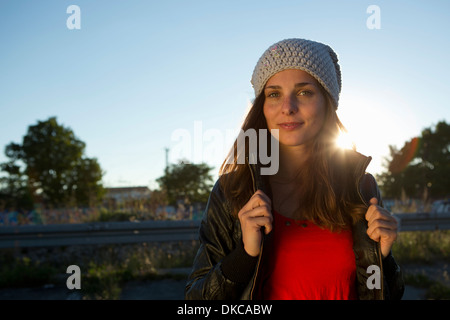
[156,160,214,206]
[0,117,105,208]
[377,120,450,200]
[0,159,34,210]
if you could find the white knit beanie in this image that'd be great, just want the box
[251,38,342,109]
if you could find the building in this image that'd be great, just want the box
[104,186,151,203]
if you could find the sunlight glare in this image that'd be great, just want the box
[336,131,355,150]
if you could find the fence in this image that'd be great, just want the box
[1,213,449,249]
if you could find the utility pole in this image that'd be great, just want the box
[164,147,169,173]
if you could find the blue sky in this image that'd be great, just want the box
[1,0,449,189]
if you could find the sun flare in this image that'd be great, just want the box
[336,131,356,150]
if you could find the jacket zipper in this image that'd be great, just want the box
[246,156,264,300]
[249,238,264,299]
[247,156,257,195]
[356,156,384,300]
[377,241,384,299]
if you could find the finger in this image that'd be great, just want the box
[367,226,397,243]
[242,205,272,219]
[365,198,393,222]
[252,190,272,206]
[239,205,273,221]
[239,204,272,221]
[249,216,273,234]
[238,190,272,219]
[366,207,395,224]
[365,198,378,221]
[246,193,271,211]
[367,218,397,236]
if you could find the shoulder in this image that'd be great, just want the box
[335,149,383,204]
[359,173,383,206]
[203,174,235,220]
[328,148,373,182]
[330,148,372,169]
[198,175,241,244]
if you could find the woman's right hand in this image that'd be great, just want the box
[238,190,273,257]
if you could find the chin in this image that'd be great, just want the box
[279,140,307,147]
[277,135,315,148]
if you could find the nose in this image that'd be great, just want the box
[281,94,298,115]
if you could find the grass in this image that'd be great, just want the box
[392,230,450,264]
[0,255,58,288]
[79,241,199,299]
[82,262,133,300]
[0,240,199,300]
[1,230,449,299]
[403,273,450,299]
[392,230,450,299]
[80,242,198,299]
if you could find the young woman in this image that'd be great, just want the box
[185,38,404,300]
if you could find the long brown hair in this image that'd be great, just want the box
[219,86,366,231]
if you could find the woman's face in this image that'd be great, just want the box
[263,69,327,148]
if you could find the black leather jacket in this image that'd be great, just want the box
[185,149,404,300]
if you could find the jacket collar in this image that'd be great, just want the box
[246,148,372,200]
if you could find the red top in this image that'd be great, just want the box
[255,210,357,300]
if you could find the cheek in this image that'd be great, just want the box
[306,100,326,125]
[263,104,274,128]
[314,105,326,125]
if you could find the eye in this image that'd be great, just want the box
[298,90,313,96]
[267,92,280,98]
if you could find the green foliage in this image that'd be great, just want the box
[0,117,105,208]
[403,273,435,288]
[377,120,449,200]
[0,255,58,288]
[0,160,34,210]
[156,159,214,205]
[391,230,450,299]
[83,262,132,300]
[0,241,199,299]
[427,282,450,299]
[392,230,450,264]
[403,273,450,299]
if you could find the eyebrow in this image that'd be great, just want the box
[264,82,315,90]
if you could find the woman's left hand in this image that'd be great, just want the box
[365,197,399,258]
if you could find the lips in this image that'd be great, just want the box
[278,122,304,130]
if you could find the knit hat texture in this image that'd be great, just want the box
[251,38,342,108]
